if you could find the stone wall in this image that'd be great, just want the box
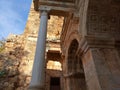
[87,0,120,40]
[0,34,28,90]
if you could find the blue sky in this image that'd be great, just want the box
[0,0,32,40]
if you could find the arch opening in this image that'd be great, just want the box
[68,39,78,73]
[66,39,87,90]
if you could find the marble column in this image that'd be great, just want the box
[29,8,49,90]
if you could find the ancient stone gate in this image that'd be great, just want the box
[28,0,120,90]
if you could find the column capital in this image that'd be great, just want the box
[39,6,51,17]
[39,6,51,13]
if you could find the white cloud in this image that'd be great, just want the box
[0,0,29,39]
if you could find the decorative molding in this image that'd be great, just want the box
[78,36,116,55]
[28,85,45,90]
[87,1,120,39]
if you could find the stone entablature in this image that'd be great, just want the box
[34,0,76,16]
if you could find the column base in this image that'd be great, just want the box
[28,86,45,90]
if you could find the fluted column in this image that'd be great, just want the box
[29,8,49,90]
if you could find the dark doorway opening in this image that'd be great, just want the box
[50,77,60,90]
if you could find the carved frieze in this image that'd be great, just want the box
[87,1,120,39]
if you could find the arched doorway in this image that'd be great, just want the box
[67,39,87,90]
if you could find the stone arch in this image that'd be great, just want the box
[67,39,79,73]
[66,30,80,50]
[66,38,87,90]
[62,30,80,74]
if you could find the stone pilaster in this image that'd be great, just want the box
[80,36,120,90]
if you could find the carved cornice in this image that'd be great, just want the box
[78,36,116,55]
